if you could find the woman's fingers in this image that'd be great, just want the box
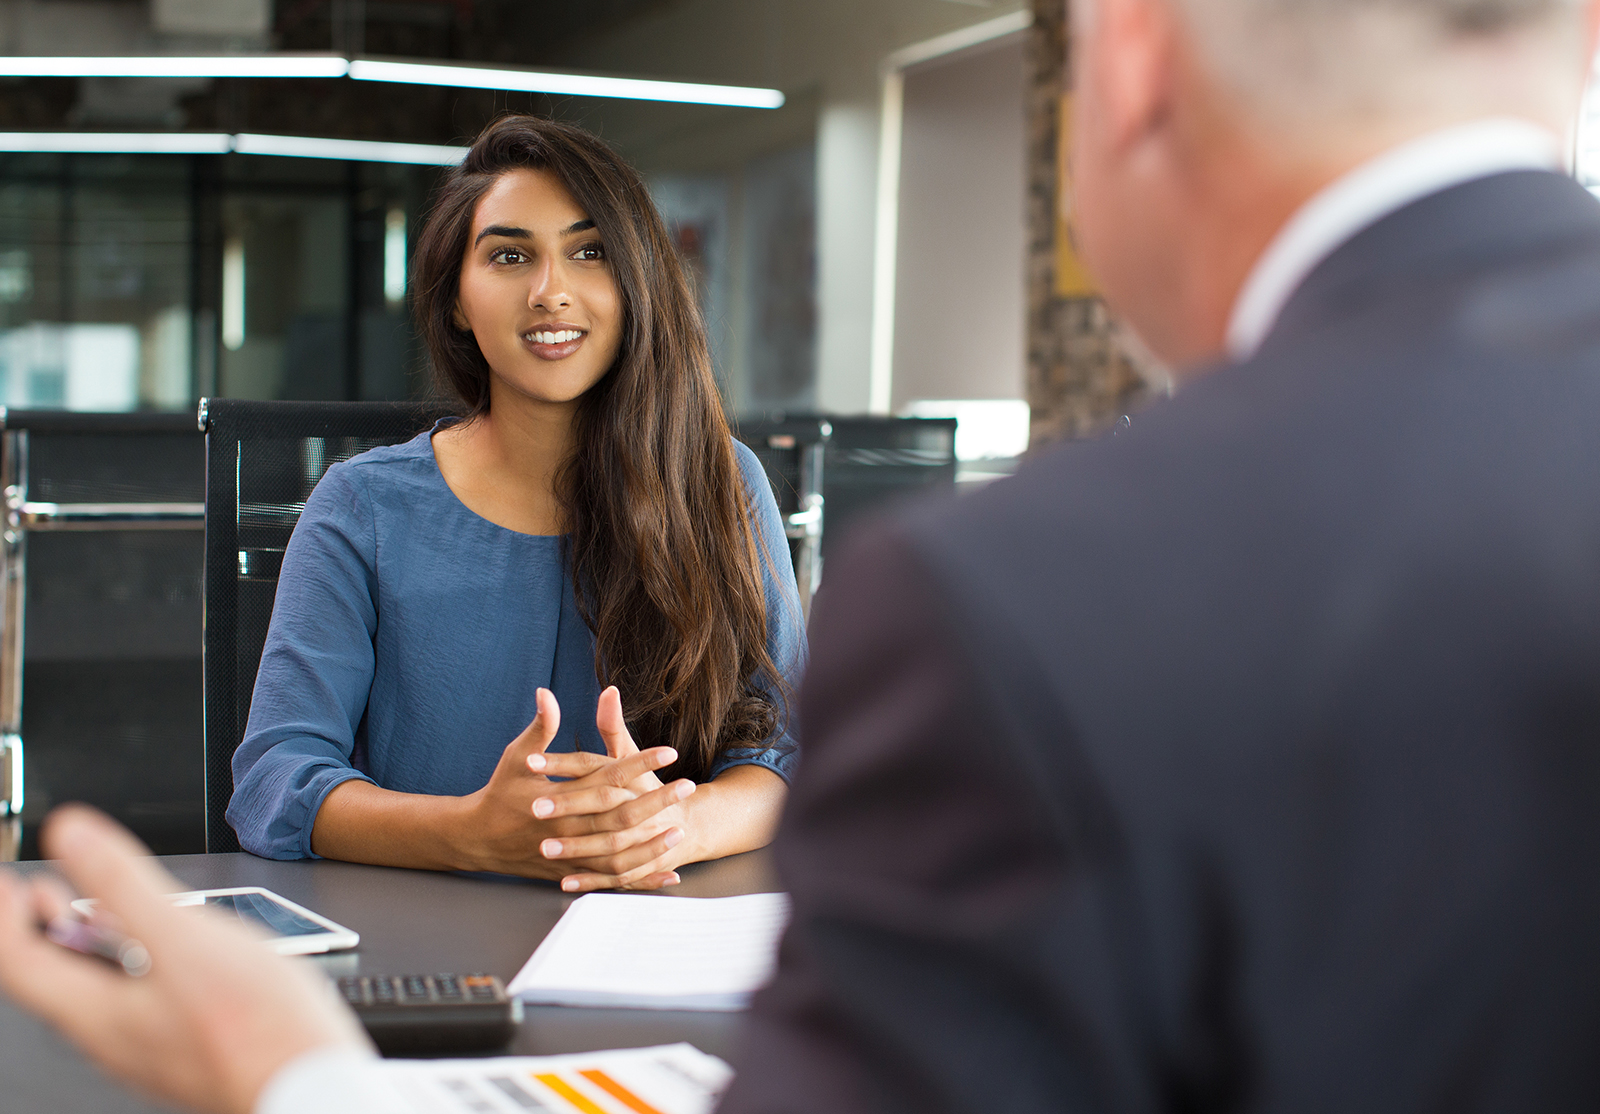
[530,745,676,785]
[559,847,685,894]
[537,778,693,830]
[541,813,684,866]
[526,749,608,778]
[595,686,640,759]
[610,779,694,829]
[509,688,561,758]
[530,782,636,820]
[564,869,681,894]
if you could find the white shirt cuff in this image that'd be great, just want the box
[256,1045,415,1114]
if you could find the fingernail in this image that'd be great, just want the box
[526,754,546,771]
[674,780,694,800]
[561,877,580,892]
[665,872,681,885]
[532,798,554,818]
[664,828,683,849]
[542,840,562,857]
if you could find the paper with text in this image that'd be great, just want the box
[507,892,791,1010]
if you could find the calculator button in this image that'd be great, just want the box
[402,976,430,1000]
[464,974,498,1001]
[435,975,462,999]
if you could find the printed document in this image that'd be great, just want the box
[507,892,791,1010]
[383,1043,730,1114]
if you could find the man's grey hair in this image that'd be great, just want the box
[1168,0,1591,130]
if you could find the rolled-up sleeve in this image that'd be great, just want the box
[226,464,381,859]
[710,443,807,784]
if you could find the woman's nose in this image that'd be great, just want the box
[528,260,572,311]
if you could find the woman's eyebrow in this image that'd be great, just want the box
[474,224,530,246]
[473,219,594,246]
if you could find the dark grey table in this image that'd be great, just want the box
[0,849,781,1114]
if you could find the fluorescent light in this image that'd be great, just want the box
[221,236,245,351]
[0,131,462,164]
[0,131,232,154]
[384,206,407,307]
[232,133,466,165]
[0,55,349,79]
[0,53,784,109]
[349,58,785,109]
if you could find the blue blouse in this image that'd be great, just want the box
[227,428,804,860]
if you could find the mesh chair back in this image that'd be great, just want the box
[201,399,456,853]
[818,416,957,562]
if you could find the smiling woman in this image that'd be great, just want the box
[224,116,803,892]
[450,177,622,424]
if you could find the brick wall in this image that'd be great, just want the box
[1026,0,1153,448]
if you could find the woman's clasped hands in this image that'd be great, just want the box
[462,685,697,891]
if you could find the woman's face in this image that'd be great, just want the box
[455,168,623,407]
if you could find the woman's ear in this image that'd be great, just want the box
[451,300,471,332]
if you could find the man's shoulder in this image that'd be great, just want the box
[890,382,1260,589]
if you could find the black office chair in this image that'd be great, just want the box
[200,399,457,853]
[801,416,958,564]
[732,417,830,619]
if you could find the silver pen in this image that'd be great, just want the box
[45,914,152,977]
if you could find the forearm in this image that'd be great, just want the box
[678,764,787,864]
[309,780,480,872]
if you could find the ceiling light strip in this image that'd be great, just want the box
[232,133,465,165]
[0,131,464,164]
[347,58,785,108]
[0,55,349,79]
[0,55,785,108]
[0,131,233,154]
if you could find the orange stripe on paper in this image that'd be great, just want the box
[578,1069,667,1114]
[532,1073,610,1114]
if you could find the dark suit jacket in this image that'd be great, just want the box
[720,171,1600,1113]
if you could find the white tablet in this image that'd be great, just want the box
[72,886,360,956]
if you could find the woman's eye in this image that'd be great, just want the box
[572,243,605,262]
[489,247,528,265]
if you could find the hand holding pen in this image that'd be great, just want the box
[0,805,372,1114]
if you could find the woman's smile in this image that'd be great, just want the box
[521,323,590,361]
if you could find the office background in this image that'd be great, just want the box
[1,0,1597,857]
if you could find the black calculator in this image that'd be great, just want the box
[337,973,522,1056]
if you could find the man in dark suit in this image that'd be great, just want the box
[720,0,1600,1110]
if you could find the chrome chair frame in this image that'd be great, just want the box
[734,418,831,620]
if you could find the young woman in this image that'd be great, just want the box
[226,116,802,893]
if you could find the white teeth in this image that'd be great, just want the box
[529,329,583,345]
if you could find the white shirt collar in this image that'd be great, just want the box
[1226,117,1564,361]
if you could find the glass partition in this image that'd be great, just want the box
[0,152,439,411]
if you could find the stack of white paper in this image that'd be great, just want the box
[383,1043,731,1114]
[507,892,791,1011]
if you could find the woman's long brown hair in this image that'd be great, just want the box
[412,115,784,781]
